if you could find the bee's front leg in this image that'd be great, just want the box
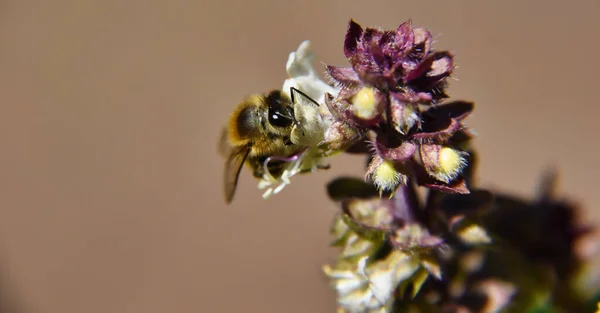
[283,136,294,146]
[250,156,285,178]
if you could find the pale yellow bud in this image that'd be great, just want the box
[439,147,466,177]
[351,87,378,119]
[456,224,492,245]
[421,145,468,183]
[371,160,407,195]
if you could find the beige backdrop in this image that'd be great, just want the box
[0,0,598,312]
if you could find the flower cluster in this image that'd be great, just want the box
[315,19,598,313]
[323,142,497,313]
[321,19,472,195]
[324,151,598,312]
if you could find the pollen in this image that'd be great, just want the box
[438,147,467,177]
[352,87,377,119]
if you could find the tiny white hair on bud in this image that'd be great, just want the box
[438,148,468,183]
[370,160,407,194]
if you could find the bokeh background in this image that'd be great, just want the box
[1,0,598,312]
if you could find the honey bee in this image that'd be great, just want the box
[219,87,323,203]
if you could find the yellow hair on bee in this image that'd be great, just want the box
[226,94,264,146]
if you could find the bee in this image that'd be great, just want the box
[219,87,322,203]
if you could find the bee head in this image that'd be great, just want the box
[264,90,296,129]
[227,91,297,145]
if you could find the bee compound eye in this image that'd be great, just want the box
[268,106,293,128]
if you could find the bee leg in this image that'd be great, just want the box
[283,137,294,146]
[250,156,286,178]
[252,168,263,178]
[267,161,285,178]
[249,157,264,178]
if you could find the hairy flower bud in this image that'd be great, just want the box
[366,155,408,195]
[351,87,378,119]
[323,121,361,151]
[421,145,468,183]
[390,100,420,135]
[453,221,492,245]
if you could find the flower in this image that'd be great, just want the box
[257,40,339,198]
[323,251,422,313]
[324,177,451,313]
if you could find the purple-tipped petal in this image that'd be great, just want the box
[322,120,362,151]
[393,20,415,55]
[391,222,444,253]
[361,27,385,51]
[424,101,474,122]
[425,179,470,194]
[374,134,418,161]
[378,30,396,47]
[411,118,462,142]
[405,54,435,83]
[344,19,364,59]
[341,198,396,234]
[337,85,360,101]
[420,143,442,174]
[324,93,348,120]
[405,52,454,99]
[369,37,388,69]
[325,65,360,87]
[350,54,385,86]
[394,90,433,103]
[410,27,432,59]
[428,52,455,77]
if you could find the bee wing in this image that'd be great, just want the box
[224,144,251,203]
[217,127,232,157]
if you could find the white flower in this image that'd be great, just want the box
[324,251,422,313]
[282,40,340,106]
[257,40,340,199]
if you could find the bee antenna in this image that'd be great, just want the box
[289,87,319,107]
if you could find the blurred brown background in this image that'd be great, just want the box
[0,0,598,312]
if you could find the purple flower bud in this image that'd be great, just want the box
[391,223,444,254]
[323,120,361,151]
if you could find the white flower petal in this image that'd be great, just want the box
[255,41,338,199]
[283,40,340,105]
